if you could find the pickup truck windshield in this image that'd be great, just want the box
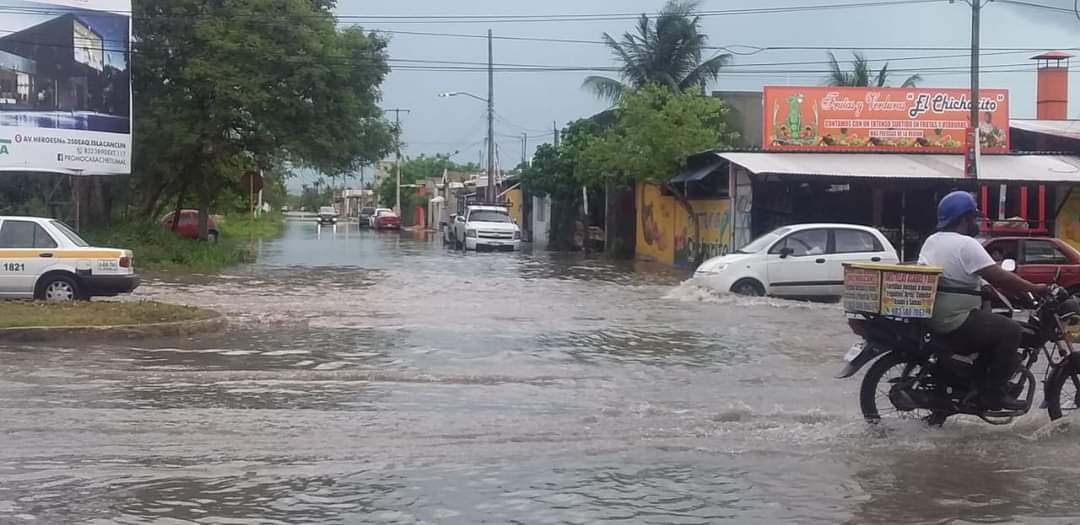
[469,211,511,223]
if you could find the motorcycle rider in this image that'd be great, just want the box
[918,191,1047,411]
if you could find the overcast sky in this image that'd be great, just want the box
[291,0,1080,189]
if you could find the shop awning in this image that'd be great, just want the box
[1011,119,1080,141]
[670,158,724,183]
[712,152,1080,184]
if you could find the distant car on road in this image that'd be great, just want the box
[372,209,401,230]
[317,206,338,225]
[358,207,377,227]
[693,223,899,298]
[451,205,521,251]
[368,208,392,228]
[161,209,219,242]
[982,236,1080,293]
[0,216,139,302]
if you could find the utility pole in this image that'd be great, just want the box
[384,108,411,213]
[966,0,984,180]
[553,121,559,149]
[486,29,496,203]
[521,132,527,170]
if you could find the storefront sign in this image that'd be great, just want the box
[763,86,1009,153]
[0,0,131,175]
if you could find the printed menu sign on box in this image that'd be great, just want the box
[880,271,939,318]
[843,266,882,314]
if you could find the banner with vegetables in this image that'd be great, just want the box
[763,86,1009,153]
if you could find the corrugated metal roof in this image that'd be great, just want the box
[715,152,1080,183]
[1010,119,1080,141]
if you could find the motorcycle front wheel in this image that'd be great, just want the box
[859,352,946,426]
[1045,361,1080,421]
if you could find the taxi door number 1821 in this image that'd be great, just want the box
[1,263,25,272]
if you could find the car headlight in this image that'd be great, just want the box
[695,263,728,275]
[513,231,521,240]
[466,229,477,238]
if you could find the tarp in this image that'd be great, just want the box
[0,0,131,175]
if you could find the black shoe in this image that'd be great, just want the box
[981,391,1026,412]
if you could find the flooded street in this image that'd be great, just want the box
[4,220,1080,524]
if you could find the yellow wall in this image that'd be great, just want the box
[506,188,524,226]
[636,182,732,268]
[1057,191,1080,252]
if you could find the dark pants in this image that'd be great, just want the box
[945,309,1023,393]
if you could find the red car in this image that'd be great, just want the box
[161,209,219,241]
[373,210,401,230]
[982,237,1080,292]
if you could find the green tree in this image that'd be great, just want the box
[578,84,738,264]
[582,0,731,103]
[826,51,922,88]
[132,0,395,239]
[376,154,480,212]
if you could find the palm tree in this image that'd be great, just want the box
[825,52,922,88]
[582,0,732,102]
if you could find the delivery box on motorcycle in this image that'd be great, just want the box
[842,263,944,319]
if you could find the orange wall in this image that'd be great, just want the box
[636,182,732,268]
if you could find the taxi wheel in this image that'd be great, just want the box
[39,275,82,303]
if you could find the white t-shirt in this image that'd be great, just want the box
[918,232,996,289]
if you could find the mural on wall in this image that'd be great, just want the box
[1057,192,1080,252]
[674,200,732,268]
[636,182,732,267]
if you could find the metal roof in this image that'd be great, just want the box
[714,152,1080,183]
[671,158,724,183]
[1010,119,1080,141]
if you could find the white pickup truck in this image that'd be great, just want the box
[450,205,521,251]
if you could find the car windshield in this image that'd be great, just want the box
[319,207,336,215]
[376,209,395,216]
[469,210,511,223]
[360,208,375,215]
[50,220,90,247]
[737,227,791,254]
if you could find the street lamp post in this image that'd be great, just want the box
[439,89,495,202]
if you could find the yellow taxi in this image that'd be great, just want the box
[0,216,139,302]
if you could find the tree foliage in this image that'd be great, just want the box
[376,154,479,210]
[578,84,738,185]
[131,0,395,238]
[582,0,731,102]
[825,52,922,88]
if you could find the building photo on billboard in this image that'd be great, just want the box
[0,0,129,134]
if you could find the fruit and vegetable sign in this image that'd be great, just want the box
[764,86,1009,152]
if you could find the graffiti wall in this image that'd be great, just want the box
[1057,191,1080,252]
[636,182,731,268]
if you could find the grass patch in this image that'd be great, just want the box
[219,213,286,239]
[0,300,214,329]
[87,222,254,273]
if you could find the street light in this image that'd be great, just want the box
[439,84,495,203]
[438,91,488,104]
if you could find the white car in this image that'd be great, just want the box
[451,205,521,251]
[694,223,899,298]
[0,216,139,301]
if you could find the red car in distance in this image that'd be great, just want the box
[373,209,401,230]
[161,209,220,241]
[983,236,1080,292]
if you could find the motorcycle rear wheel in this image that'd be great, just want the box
[859,352,945,426]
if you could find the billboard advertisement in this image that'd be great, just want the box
[763,86,1009,153]
[0,0,130,175]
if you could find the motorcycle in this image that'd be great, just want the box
[839,260,1080,426]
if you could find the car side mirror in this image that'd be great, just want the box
[778,247,794,259]
[456,216,465,223]
[1002,259,1017,273]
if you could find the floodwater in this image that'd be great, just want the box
[3,220,1080,524]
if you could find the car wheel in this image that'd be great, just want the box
[38,274,81,303]
[730,278,765,297]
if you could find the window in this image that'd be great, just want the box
[1023,240,1070,265]
[984,240,1018,263]
[50,220,88,247]
[469,210,511,223]
[0,220,57,248]
[834,229,882,254]
[770,229,828,257]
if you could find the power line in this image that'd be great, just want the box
[995,0,1076,13]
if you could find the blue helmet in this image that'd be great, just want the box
[937,191,978,229]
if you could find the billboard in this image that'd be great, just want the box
[0,0,130,175]
[763,86,1009,153]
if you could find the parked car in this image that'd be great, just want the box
[161,209,219,242]
[693,223,899,298]
[358,207,377,227]
[0,216,139,301]
[317,206,338,225]
[368,208,393,228]
[372,209,401,230]
[450,205,521,251]
[982,236,1080,293]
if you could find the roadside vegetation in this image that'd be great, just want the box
[0,300,214,329]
